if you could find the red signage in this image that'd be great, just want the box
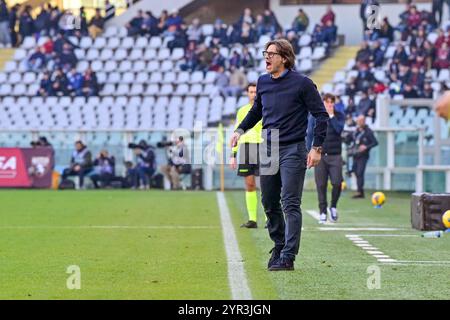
[0,148,54,188]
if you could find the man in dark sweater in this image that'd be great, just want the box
[230,39,329,271]
[350,115,378,198]
[307,93,345,224]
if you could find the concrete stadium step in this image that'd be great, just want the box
[0,48,16,71]
[311,46,359,92]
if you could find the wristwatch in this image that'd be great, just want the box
[312,146,323,154]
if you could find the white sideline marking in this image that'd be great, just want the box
[346,234,397,263]
[356,234,418,237]
[306,210,320,221]
[397,260,450,264]
[320,227,402,231]
[0,225,219,230]
[216,192,252,300]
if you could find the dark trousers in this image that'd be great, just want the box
[353,155,369,194]
[90,173,114,189]
[314,154,343,214]
[128,166,154,188]
[433,0,443,25]
[62,167,93,188]
[260,142,307,262]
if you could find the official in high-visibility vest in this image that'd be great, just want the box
[230,83,263,228]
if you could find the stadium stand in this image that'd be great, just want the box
[0,4,335,132]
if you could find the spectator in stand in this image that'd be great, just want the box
[90,150,115,189]
[402,83,419,98]
[62,141,93,189]
[167,27,187,51]
[408,65,425,91]
[58,10,76,36]
[165,9,183,31]
[322,19,337,46]
[321,5,335,26]
[79,7,88,36]
[214,66,230,97]
[311,24,325,47]
[355,41,371,66]
[0,0,10,47]
[126,9,144,36]
[238,8,255,28]
[241,46,255,69]
[8,3,19,47]
[434,42,450,70]
[355,64,376,92]
[435,28,450,48]
[19,5,34,43]
[420,41,434,70]
[105,0,116,21]
[27,47,47,71]
[34,5,50,37]
[225,66,248,97]
[57,43,78,71]
[157,9,169,34]
[370,40,384,67]
[196,43,213,72]
[142,11,159,37]
[212,18,228,45]
[229,50,241,69]
[410,27,426,49]
[186,18,203,43]
[38,71,53,97]
[263,9,280,35]
[255,14,266,38]
[392,43,408,64]
[357,91,375,117]
[286,31,300,55]
[346,79,358,97]
[82,67,99,97]
[378,17,394,46]
[67,67,84,96]
[52,67,69,96]
[239,21,255,45]
[48,6,61,37]
[406,5,422,33]
[180,40,198,71]
[397,63,411,83]
[209,46,225,71]
[292,8,309,33]
[88,8,104,38]
[421,81,434,98]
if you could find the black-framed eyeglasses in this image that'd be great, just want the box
[262,51,281,59]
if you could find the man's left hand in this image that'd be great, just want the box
[307,149,321,169]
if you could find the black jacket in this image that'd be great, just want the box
[351,125,378,158]
[307,110,345,155]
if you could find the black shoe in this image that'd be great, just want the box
[352,193,365,199]
[268,257,294,271]
[267,246,282,269]
[240,220,257,228]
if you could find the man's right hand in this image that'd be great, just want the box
[230,131,241,148]
[230,157,237,170]
[435,91,450,120]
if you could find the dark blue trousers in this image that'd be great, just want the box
[260,141,307,261]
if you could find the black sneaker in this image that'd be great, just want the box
[352,193,365,199]
[268,257,294,271]
[240,220,257,228]
[267,247,282,269]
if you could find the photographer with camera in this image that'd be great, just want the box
[348,115,378,199]
[90,150,115,189]
[61,140,93,189]
[128,140,156,190]
[160,136,190,190]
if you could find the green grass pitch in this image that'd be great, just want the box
[0,189,448,299]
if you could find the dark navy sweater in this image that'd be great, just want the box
[237,70,329,146]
